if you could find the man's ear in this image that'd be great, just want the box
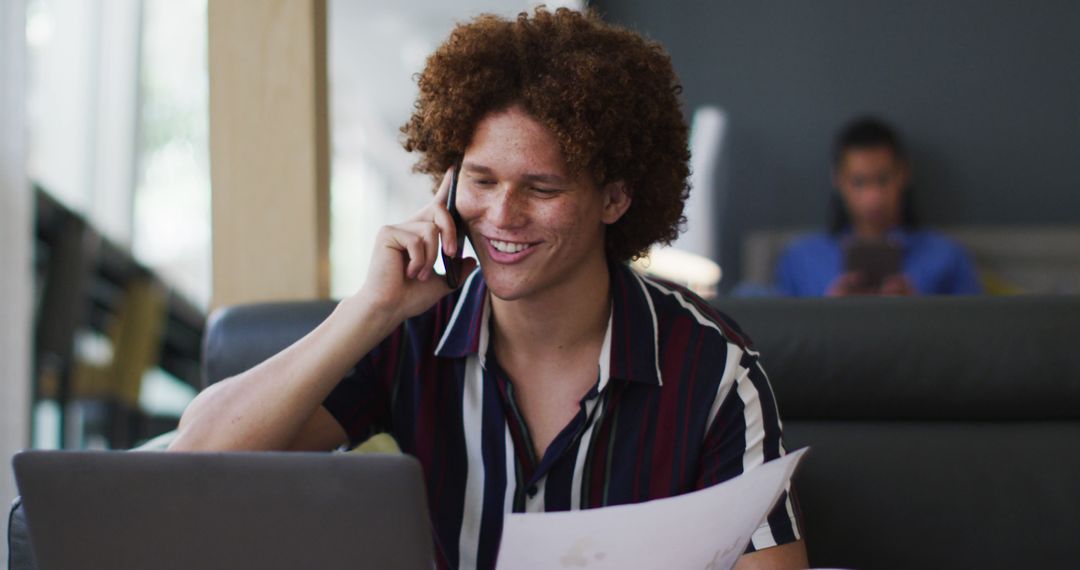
[601,181,631,225]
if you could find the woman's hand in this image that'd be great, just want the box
[351,166,478,322]
[826,271,914,296]
[826,271,867,297]
[879,274,914,296]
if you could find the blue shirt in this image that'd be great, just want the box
[775,228,982,297]
[324,263,801,569]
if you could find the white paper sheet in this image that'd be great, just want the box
[496,448,807,570]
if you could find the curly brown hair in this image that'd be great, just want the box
[401,7,690,262]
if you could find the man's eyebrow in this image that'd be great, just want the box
[462,161,567,185]
[522,172,567,185]
[462,162,494,174]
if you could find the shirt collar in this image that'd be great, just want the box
[608,263,663,386]
[887,227,912,248]
[433,263,662,387]
[433,268,489,362]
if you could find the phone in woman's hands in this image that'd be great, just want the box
[842,237,902,291]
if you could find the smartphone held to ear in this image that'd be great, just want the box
[441,163,468,289]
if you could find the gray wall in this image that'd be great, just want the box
[596,0,1080,287]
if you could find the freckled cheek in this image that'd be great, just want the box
[540,203,588,246]
[454,189,484,227]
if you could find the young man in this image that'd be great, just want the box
[172,8,805,569]
[775,116,982,297]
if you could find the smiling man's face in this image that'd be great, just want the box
[456,105,629,302]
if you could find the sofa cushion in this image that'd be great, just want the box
[785,420,1080,568]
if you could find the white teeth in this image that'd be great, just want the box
[491,239,531,254]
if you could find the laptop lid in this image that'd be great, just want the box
[13,450,434,570]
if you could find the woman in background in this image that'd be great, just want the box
[775,116,982,297]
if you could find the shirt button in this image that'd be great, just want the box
[527,485,538,497]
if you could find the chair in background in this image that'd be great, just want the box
[32,187,204,450]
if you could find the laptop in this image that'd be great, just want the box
[12,450,435,570]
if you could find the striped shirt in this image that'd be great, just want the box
[323,263,801,569]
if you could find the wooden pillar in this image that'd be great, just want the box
[208,0,330,309]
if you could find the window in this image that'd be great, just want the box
[132,0,211,309]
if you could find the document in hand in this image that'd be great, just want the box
[496,447,807,570]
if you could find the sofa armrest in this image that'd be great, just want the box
[7,497,37,570]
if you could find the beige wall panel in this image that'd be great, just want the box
[209,0,330,308]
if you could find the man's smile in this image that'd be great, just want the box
[483,236,541,264]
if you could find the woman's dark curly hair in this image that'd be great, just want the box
[401,7,690,262]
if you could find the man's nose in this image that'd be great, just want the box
[490,186,528,228]
[863,187,889,209]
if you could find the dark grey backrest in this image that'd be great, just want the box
[202,301,337,388]
[717,295,1080,421]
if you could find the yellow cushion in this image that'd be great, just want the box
[348,433,402,455]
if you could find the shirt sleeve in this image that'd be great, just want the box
[694,345,803,552]
[948,246,983,295]
[773,248,800,297]
[321,325,402,447]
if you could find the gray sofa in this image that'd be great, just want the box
[11,295,1080,569]
[718,296,1080,568]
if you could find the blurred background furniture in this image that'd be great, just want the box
[33,188,204,450]
[741,225,1080,295]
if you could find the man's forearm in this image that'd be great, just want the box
[168,296,397,452]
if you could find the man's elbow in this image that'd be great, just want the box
[734,540,808,570]
[167,382,224,451]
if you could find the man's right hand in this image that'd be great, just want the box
[354,166,478,323]
[170,166,478,453]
